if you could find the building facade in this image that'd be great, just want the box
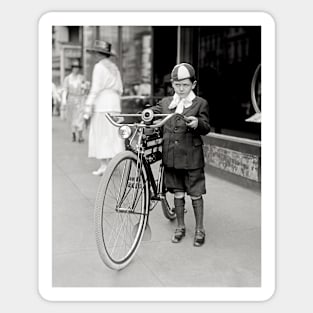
[52,25,261,141]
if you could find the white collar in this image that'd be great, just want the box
[168,90,196,111]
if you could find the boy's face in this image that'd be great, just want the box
[172,78,197,99]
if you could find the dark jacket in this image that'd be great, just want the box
[152,95,210,169]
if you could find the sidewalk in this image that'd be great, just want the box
[52,116,261,287]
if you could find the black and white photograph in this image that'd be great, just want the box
[39,11,275,301]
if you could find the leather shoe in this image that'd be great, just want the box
[92,166,107,176]
[193,229,205,247]
[171,227,186,243]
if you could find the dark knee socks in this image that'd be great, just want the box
[174,197,185,228]
[192,197,204,230]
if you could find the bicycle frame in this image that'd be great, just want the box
[105,110,179,209]
[123,126,165,212]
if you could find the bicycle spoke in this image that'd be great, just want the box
[110,212,130,257]
[103,171,145,258]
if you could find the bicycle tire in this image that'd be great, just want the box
[95,151,150,270]
[251,64,261,113]
[161,196,176,220]
[158,164,176,220]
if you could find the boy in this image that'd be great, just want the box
[152,63,210,247]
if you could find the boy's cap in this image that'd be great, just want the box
[171,63,195,81]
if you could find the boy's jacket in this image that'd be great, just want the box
[152,96,210,169]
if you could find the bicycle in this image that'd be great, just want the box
[94,109,185,270]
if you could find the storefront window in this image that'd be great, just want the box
[121,27,152,96]
[194,26,261,139]
[152,26,178,100]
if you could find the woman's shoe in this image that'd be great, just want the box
[171,227,186,243]
[193,229,205,247]
[78,137,84,143]
[92,166,107,176]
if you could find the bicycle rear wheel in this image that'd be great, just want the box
[161,196,176,220]
[159,164,176,220]
[95,151,149,270]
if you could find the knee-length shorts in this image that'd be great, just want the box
[164,167,206,197]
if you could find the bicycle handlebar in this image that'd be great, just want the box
[105,109,188,129]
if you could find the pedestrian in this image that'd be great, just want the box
[61,59,87,143]
[83,40,124,176]
[152,63,210,247]
[52,81,61,116]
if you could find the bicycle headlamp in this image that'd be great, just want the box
[118,125,132,139]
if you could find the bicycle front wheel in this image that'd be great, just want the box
[95,151,150,270]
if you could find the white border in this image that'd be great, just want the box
[39,11,275,302]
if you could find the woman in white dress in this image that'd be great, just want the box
[61,59,87,143]
[84,40,125,176]
[52,82,61,116]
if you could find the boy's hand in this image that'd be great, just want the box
[185,116,198,129]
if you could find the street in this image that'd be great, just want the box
[52,116,261,287]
